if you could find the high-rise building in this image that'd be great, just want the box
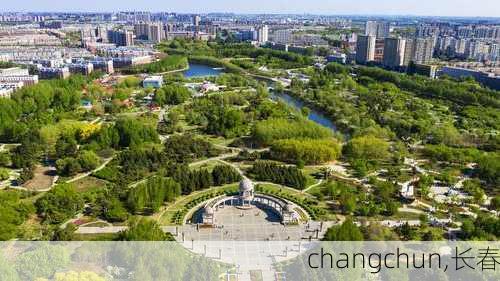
[356,35,376,64]
[489,43,499,61]
[373,38,385,62]
[365,21,390,38]
[107,30,134,47]
[404,37,434,65]
[148,23,163,43]
[365,21,377,36]
[274,29,293,44]
[403,38,415,66]
[415,25,440,38]
[193,15,201,27]
[383,38,406,68]
[134,22,150,40]
[257,25,269,43]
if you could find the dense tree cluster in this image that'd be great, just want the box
[127,176,181,214]
[172,164,241,194]
[323,218,364,241]
[0,191,34,240]
[123,55,188,74]
[476,153,500,186]
[250,161,307,189]
[253,118,333,145]
[356,66,500,108]
[163,134,219,163]
[211,165,242,186]
[461,215,500,240]
[343,136,390,174]
[118,217,174,241]
[35,184,84,224]
[187,95,249,138]
[154,84,191,106]
[270,138,341,165]
[0,75,88,142]
[56,150,100,176]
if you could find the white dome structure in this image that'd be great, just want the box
[239,178,254,192]
[204,206,214,215]
[201,205,215,225]
[239,178,255,206]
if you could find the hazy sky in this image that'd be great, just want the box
[5,0,500,17]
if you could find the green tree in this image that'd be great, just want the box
[77,150,100,171]
[35,184,84,224]
[323,218,364,241]
[118,217,173,241]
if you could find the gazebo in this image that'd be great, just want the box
[238,178,254,208]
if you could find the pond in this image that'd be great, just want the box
[270,91,338,133]
[183,63,223,78]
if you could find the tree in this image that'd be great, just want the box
[396,222,418,240]
[253,118,333,145]
[491,196,500,211]
[270,138,342,165]
[52,224,76,241]
[55,158,81,176]
[0,151,11,167]
[0,168,9,181]
[0,192,34,240]
[55,135,78,158]
[77,150,100,171]
[154,84,191,106]
[251,161,307,190]
[323,219,364,241]
[15,244,70,280]
[97,195,128,222]
[463,179,486,204]
[127,177,181,213]
[18,165,35,184]
[118,217,173,241]
[36,271,106,281]
[362,223,399,241]
[118,118,159,148]
[343,136,390,167]
[212,165,241,186]
[476,154,500,186]
[35,184,84,224]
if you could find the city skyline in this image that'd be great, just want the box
[3,0,500,18]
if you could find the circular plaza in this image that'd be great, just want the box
[179,178,324,241]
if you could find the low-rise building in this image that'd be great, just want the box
[90,60,114,74]
[0,67,29,76]
[39,67,70,80]
[440,66,500,90]
[112,56,152,68]
[411,64,438,79]
[0,75,38,86]
[143,76,163,88]
[67,63,94,75]
[327,53,347,64]
[0,81,24,98]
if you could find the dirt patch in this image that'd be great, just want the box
[23,165,56,191]
[72,176,108,192]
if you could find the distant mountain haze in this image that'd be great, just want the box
[4,0,500,17]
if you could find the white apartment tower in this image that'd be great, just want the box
[257,25,269,43]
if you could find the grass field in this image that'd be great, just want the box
[71,176,108,192]
[158,183,239,225]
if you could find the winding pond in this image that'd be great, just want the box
[270,91,338,133]
[183,63,223,78]
[182,64,339,133]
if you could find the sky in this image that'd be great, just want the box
[4,0,500,17]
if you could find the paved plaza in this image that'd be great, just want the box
[175,205,331,241]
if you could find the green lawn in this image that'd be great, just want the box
[158,183,239,225]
